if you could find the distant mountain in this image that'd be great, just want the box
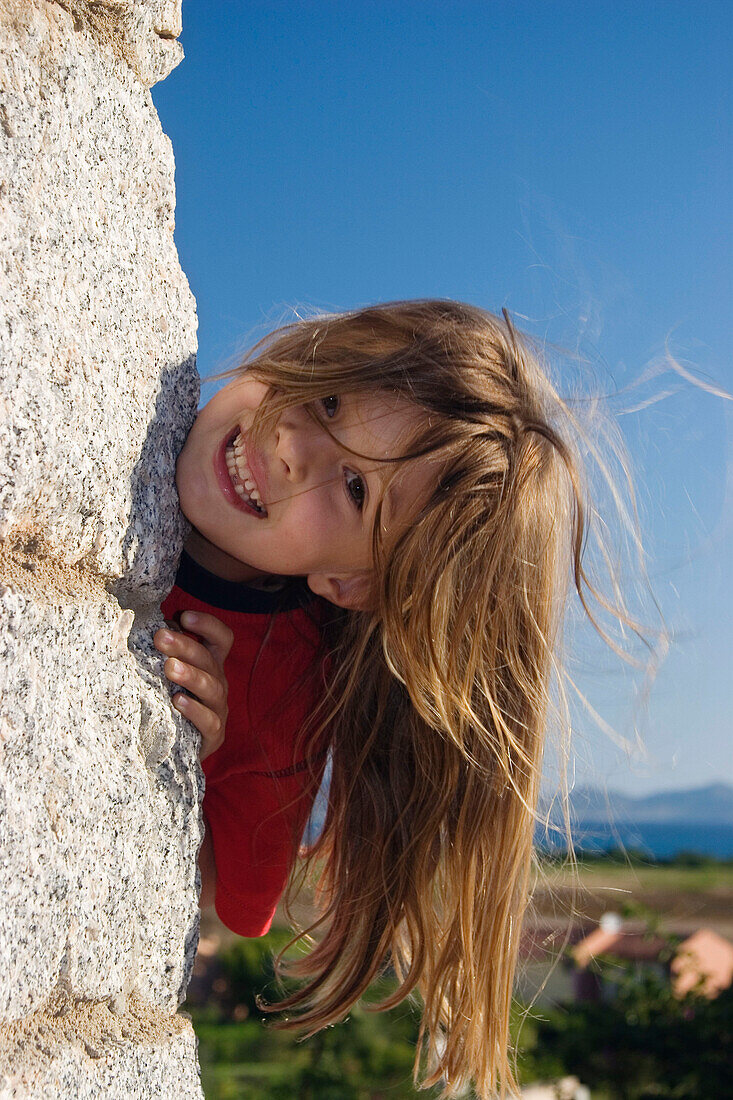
[544,782,733,826]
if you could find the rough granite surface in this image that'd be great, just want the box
[0,0,204,1094]
[0,0,198,597]
[0,991,201,1100]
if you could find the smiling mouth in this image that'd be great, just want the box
[225,432,268,516]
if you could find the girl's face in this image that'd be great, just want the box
[175,377,434,606]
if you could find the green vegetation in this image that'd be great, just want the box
[186,929,442,1100]
[187,929,733,1099]
[192,1009,433,1100]
[540,847,733,872]
[541,857,733,892]
[515,957,733,1099]
[186,861,733,1098]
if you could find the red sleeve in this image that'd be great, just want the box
[162,580,328,938]
[204,760,322,937]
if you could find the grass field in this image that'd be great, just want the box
[529,858,733,933]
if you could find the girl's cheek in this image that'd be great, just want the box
[311,504,339,555]
[174,449,205,522]
[286,497,319,546]
[174,457,187,510]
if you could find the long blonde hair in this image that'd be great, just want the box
[229,300,621,1097]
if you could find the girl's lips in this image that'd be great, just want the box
[214,432,267,518]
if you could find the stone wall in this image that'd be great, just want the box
[0,1,203,1093]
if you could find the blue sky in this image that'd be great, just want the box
[153,1,732,796]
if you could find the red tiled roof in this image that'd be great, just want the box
[671,929,733,998]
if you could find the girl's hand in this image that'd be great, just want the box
[154,611,234,761]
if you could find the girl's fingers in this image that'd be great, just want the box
[172,694,224,761]
[179,611,234,665]
[163,657,227,713]
[153,617,230,764]
[154,628,223,681]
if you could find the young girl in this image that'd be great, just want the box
[154,299,605,1098]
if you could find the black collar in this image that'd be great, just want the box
[174,550,314,614]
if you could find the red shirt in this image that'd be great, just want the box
[161,552,327,937]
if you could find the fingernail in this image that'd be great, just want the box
[169,659,183,675]
[181,611,198,625]
[159,630,173,644]
[174,693,189,707]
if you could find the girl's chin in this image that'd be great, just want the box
[189,530,263,582]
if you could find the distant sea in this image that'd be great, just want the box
[537,821,733,860]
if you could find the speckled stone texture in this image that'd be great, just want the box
[0,991,202,1100]
[0,0,203,1094]
[0,0,196,596]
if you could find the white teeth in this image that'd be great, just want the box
[225,437,266,513]
[236,458,255,487]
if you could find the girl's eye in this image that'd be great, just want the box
[321,395,340,418]
[344,469,366,511]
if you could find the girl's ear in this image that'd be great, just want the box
[307,571,374,611]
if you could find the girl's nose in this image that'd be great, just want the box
[275,407,332,483]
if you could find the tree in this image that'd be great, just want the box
[522,947,733,1099]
